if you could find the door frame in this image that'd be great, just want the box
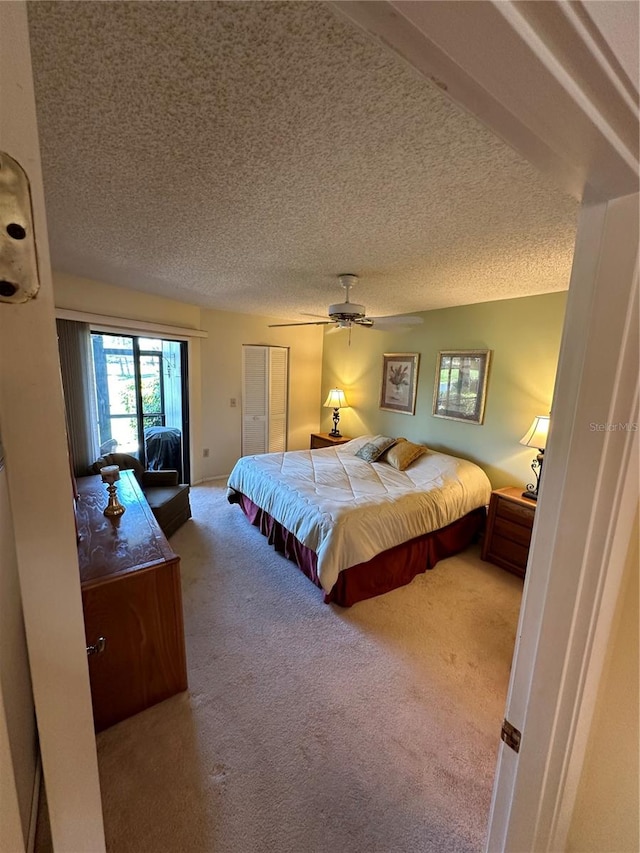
[91,331,191,481]
[0,4,105,850]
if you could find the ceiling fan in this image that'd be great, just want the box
[268,274,423,331]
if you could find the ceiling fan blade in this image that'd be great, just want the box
[366,315,423,328]
[268,320,334,327]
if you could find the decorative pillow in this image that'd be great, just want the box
[355,435,398,463]
[384,440,428,471]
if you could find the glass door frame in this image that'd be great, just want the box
[135,338,167,452]
[91,331,191,483]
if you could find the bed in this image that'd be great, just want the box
[227,435,492,606]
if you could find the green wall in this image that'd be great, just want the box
[320,292,567,489]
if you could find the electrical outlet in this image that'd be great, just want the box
[230,398,237,407]
[203,448,210,458]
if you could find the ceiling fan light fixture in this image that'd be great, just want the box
[328,301,366,321]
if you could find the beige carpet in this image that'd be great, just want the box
[42,481,523,852]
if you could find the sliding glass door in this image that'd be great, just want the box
[91,333,190,482]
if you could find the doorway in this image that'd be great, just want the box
[91,333,190,482]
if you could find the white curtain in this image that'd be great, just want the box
[56,319,100,476]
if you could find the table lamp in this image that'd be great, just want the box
[323,388,348,437]
[519,415,550,500]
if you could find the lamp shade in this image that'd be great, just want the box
[323,388,348,409]
[520,415,550,450]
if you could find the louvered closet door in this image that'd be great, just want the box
[242,346,268,456]
[267,347,288,453]
[242,345,289,456]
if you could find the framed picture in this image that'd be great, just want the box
[432,350,491,424]
[379,353,420,415]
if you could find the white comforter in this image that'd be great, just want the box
[227,436,491,593]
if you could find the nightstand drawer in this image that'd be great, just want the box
[487,534,530,575]
[493,516,533,548]
[496,498,535,527]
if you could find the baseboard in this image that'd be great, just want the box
[198,474,230,484]
[27,754,42,853]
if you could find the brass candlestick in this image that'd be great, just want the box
[100,465,125,517]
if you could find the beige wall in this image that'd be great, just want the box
[54,272,202,329]
[0,458,37,851]
[53,273,324,482]
[321,292,566,489]
[199,310,323,478]
[567,505,639,853]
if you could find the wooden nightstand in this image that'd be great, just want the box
[310,432,352,449]
[481,487,536,578]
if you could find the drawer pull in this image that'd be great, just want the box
[87,637,107,656]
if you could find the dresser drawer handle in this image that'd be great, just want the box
[86,637,107,656]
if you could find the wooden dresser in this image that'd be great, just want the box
[481,487,536,578]
[76,471,188,731]
[310,432,352,449]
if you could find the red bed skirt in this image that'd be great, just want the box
[230,491,486,607]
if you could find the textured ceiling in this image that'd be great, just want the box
[28,1,578,321]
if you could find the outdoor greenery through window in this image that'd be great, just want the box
[433,350,491,425]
